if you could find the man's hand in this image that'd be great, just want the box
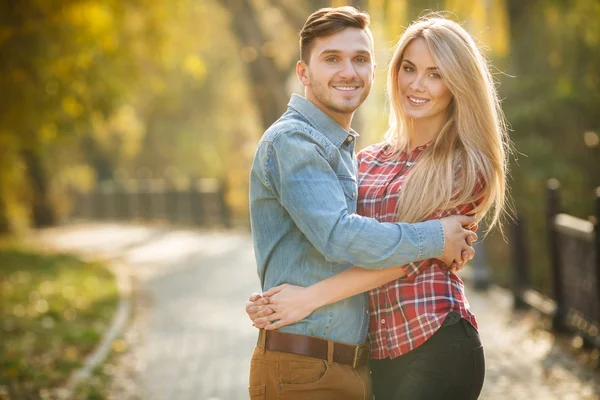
[245,293,271,329]
[439,215,478,268]
[253,284,318,331]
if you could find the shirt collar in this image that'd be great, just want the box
[288,94,359,148]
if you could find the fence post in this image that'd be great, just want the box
[595,187,600,325]
[511,213,530,309]
[114,179,130,220]
[189,177,204,226]
[219,178,231,228]
[547,178,567,332]
[165,177,179,224]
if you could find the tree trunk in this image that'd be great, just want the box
[21,149,56,228]
[219,0,290,129]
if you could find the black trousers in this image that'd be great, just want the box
[370,318,485,400]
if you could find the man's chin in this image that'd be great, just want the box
[335,98,364,114]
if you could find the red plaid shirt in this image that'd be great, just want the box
[357,141,481,359]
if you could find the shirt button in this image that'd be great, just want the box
[381,319,386,325]
[352,192,356,198]
[347,136,354,143]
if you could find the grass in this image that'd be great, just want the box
[0,243,119,399]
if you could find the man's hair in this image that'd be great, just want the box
[299,6,371,63]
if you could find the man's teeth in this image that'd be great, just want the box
[409,97,428,104]
[334,86,358,91]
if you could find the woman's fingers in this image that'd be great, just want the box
[262,284,287,298]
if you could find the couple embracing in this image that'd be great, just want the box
[244,6,508,400]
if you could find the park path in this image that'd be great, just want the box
[39,223,600,400]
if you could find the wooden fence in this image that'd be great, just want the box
[67,178,231,228]
[512,179,600,348]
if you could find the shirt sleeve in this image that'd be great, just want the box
[257,130,444,270]
[399,186,485,281]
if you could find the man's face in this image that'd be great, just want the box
[298,28,375,120]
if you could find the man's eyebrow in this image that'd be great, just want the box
[402,59,438,70]
[320,49,372,57]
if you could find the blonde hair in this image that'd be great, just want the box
[384,14,509,232]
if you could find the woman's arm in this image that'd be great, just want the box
[251,265,406,330]
[248,226,477,330]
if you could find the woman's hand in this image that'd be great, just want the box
[253,284,318,331]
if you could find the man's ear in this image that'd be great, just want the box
[296,60,310,87]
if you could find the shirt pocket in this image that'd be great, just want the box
[338,176,358,214]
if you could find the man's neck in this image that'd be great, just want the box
[305,94,353,131]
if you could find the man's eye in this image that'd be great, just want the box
[356,57,368,63]
[326,57,338,62]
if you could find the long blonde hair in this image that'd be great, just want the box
[385,14,509,231]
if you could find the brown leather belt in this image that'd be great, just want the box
[257,330,370,369]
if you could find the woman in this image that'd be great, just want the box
[248,14,508,400]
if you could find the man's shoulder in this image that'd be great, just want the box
[260,115,330,149]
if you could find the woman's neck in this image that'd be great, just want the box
[406,116,445,152]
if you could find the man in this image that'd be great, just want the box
[247,7,476,400]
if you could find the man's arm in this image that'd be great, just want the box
[255,130,472,268]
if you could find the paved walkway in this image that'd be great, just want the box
[40,223,600,400]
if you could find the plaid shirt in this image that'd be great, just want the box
[357,141,480,359]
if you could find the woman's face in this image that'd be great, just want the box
[397,38,453,124]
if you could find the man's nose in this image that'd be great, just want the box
[338,59,358,80]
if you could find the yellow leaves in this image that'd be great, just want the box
[112,339,127,353]
[65,1,119,53]
[331,0,348,7]
[62,96,84,118]
[556,76,572,96]
[183,54,207,81]
[66,1,113,35]
[39,124,57,145]
[445,0,510,58]
[64,346,79,361]
[384,0,407,44]
[149,75,167,94]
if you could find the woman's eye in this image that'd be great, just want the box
[403,66,414,72]
[430,72,441,78]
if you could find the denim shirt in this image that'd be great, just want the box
[249,94,444,344]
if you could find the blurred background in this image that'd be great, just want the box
[1,1,600,398]
[1,0,599,310]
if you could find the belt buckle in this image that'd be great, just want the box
[352,345,359,369]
